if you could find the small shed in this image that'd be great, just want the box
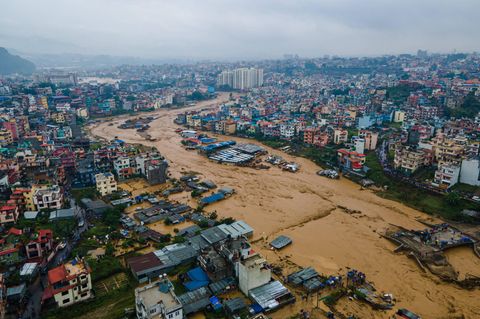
[225,297,247,315]
[270,235,292,250]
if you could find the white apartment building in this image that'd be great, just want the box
[95,172,117,196]
[238,253,271,295]
[433,164,460,188]
[217,68,264,90]
[280,124,295,139]
[46,258,93,307]
[32,185,63,210]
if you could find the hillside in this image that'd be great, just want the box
[0,47,36,75]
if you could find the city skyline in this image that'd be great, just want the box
[1,0,479,60]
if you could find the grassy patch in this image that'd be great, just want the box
[71,187,97,203]
[88,256,124,282]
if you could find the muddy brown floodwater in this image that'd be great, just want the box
[90,93,480,318]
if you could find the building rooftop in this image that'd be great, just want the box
[128,252,164,274]
[135,279,182,312]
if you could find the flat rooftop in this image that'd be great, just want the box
[136,280,181,311]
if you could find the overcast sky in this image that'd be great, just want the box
[1,0,479,59]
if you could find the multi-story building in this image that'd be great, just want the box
[26,185,63,211]
[434,136,467,167]
[333,129,348,145]
[114,157,134,180]
[337,149,366,172]
[0,129,13,146]
[303,127,319,145]
[135,277,183,319]
[359,130,378,150]
[433,165,460,189]
[218,68,263,90]
[460,158,480,186]
[238,253,271,295]
[26,229,53,260]
[44,258,92,307]
[224,120,237,135]
[0,205,19,225]
[216,70,234,87]
[280,124,295,139]
[393,110,405,123]
[145,161,168,185]
[393,144,431,175]
[95,172,117,196]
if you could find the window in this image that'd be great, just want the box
[62,298,70,304]
[61,291,69,296]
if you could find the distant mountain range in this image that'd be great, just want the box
[0,47,36,75]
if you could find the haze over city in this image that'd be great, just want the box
[1,0,480,59]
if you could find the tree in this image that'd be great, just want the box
[445,192,461,206]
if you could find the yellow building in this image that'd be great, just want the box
[0,129,13,146]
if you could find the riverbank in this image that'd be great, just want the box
[88,96,480,318]
[240,134,480,222]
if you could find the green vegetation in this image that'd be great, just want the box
[364,152,480,221]
[15,214,76,239]
[88,256,124,282]
[188,90,207,101]
[451,183,480,195]
[171,278,188,295]
[72,187,97,203]
[449,90,480,118]
[386,83,424,102]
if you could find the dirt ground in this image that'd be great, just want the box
[118,177,170,197]
[90,93,480,318]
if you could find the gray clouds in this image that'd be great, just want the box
[1,0,479,59]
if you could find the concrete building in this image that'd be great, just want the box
[95,172,117,196]
[359,130,378,150]
[0,129,13,146]
[333,129,348,145]
[0,205,19,225]
[134,277,183,319]
[114,157,133,179]
[27,185,63,211]
[238,253,271,295]
[353,137,365,155]
[44,258,92,307]
[460,158,480,186]
[393,110,405,123]
[394,145,431,175]
[434,165,460,189]
[146,161,168,185]
[216,70,234,87]
[218,68,263,90]
[280,124,295,139]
